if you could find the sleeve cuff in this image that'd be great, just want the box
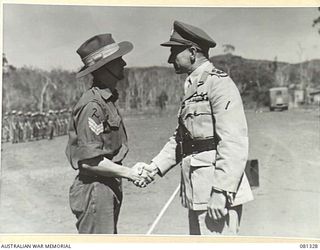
[211,187,235,205]
[70,143,110,169]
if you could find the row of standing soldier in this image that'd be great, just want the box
[1,109,70,143]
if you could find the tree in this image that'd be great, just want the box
[223,44,235,55]
[39,76,57,113]
[3,53,10,75]
[312,7,320,34]
[221,45,236,76]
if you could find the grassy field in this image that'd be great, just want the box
[0,108,319,237]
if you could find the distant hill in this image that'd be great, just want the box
[211,54,320,88]
[2,54,320,113]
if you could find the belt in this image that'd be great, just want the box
[179,138,216,157]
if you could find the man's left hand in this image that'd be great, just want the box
[207,190,228,221]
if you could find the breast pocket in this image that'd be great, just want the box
[181,100,214,139]
[100,103,124,153]
[102,103,122,133]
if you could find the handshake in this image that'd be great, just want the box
[128,162,159,188]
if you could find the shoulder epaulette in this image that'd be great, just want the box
[209,68,228,78]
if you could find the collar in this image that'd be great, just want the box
[183,60,213,101]
[92,87,119,102]
[187,60,212,86]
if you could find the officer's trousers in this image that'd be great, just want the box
[69,176,122,234]
[188,205,242,235]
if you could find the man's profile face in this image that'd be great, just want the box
[104,57,127,80]
[167,46,191,74]
[94,57,127,82]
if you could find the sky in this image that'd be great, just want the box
[3,4,320,72]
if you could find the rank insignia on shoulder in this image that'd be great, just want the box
[210,68,228,78]
[88,117,104,135]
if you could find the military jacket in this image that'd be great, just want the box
[65,87,128,170]
[152,61,253,210]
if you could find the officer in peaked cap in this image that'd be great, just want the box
[65,33,150,234]
[139,20,253,235]
[161,20,216,54]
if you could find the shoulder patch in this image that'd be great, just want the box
[91,107,100,119]
[210,68,228,78]
[85,101,105,121]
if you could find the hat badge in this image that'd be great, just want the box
[170,28,174,37]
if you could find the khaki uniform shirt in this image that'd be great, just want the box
[65,87,128,171]
[152,61,253,210]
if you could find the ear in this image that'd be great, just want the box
[189,46,197,56]
[189,46,197,63]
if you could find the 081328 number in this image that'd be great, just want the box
[300,244,318,248]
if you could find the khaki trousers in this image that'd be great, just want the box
[69,175,122,234]
[188,205,242,235]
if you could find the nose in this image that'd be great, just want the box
[168,53,175,64]
[121,58,127,67]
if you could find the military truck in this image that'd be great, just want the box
[269,87,289,111]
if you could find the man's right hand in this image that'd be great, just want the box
[131,162,159,187]
[127,166,148,187]
[143,162,159,177]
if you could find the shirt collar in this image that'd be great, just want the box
[187,60,212,85]
[92,87,118,102]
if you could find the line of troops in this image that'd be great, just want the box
[1,109,71,143]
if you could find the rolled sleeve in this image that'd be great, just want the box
[68,102,112,169]
[209,76,249,193]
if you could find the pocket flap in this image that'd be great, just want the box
[181,101,211,119]
[103,102,122,128]
[107,113,121,128]
[230,173,254,207]
[190,150,216,167]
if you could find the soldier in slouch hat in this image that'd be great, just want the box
[66,33,151,234]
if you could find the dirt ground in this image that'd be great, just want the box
[0,108,319,238]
